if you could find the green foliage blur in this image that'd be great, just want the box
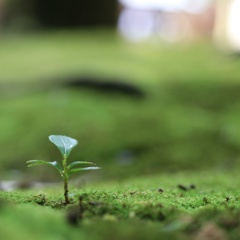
[0,31,240,181]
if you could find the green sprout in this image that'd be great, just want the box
[26,135,100,204]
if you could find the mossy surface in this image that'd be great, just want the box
[1,170,240,239]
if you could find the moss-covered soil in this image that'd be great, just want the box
[1,170,240,240]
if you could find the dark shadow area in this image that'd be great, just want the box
[2,0,118,29]
[61,76,145,98]
[34,0,118,28]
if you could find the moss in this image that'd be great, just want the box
[1,170,240,239]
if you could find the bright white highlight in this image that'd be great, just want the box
[119,0,211,13]
[118,9,154,42]
[227,0,240,49]
[118,0,212,42]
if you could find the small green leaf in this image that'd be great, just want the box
[26,160,63,176]
[27,160,50,167]
[67,161,96,171]
[49,135,78,158]
[69,166,101,174]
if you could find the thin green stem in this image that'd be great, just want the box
[62,157,70,204]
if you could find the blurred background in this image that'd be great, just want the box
[1,0,240,185]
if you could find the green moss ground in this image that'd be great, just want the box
[1,170,240,239]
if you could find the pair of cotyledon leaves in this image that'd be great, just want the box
[26,135,100,178]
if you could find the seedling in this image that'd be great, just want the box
[27,135,100,204]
